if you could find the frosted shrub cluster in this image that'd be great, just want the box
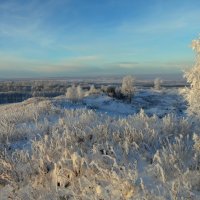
[193,133,200,169]
[66,85,84,102]
[0,98,53,143]
[0,103,139,199]
[88,84,97,94]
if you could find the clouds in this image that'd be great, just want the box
[0,0,67,48]
[0,54,193,78]
[0,0,199,78]
[0,53,103,78]
[118,2,200,35]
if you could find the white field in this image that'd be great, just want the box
[1,87,200,200]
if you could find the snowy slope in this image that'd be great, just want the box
[1,88,198,200]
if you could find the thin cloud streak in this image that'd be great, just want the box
[118,10,200,35]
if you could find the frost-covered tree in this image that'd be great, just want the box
[154,78,163,90]
[77,85,84,100]
[183,37,200,116]
[66,84,77,101]
[121,75,135,102]
[66,85,85,102]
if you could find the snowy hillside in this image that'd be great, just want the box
[1,87,200,200]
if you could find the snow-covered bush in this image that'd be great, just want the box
[154,78,163,90]
[65,84,77,101]
[66,85,84,102]
[105,85,115,96]
[1,106,140,199]
[0,98,53,143]
[100,85,124,99]
[183,37,200,117]
[193,133,200,169]
[77,85,84,100]
[152,135,192,182]
[121,75,135,102]
[100,85,107,92]
[89,84,97,94]
[84,84,100,96]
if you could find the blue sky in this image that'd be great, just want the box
[0,0,200,78]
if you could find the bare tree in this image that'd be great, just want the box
[121,75,135,103]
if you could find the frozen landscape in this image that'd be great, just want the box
[1,74,200,199]
[1,0,200,199]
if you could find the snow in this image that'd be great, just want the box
[53,88,186,118]
[0,87,197,199]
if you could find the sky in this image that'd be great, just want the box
[0,0,200,78]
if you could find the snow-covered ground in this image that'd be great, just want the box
[1,87,199,200]
[54,88,186,117]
